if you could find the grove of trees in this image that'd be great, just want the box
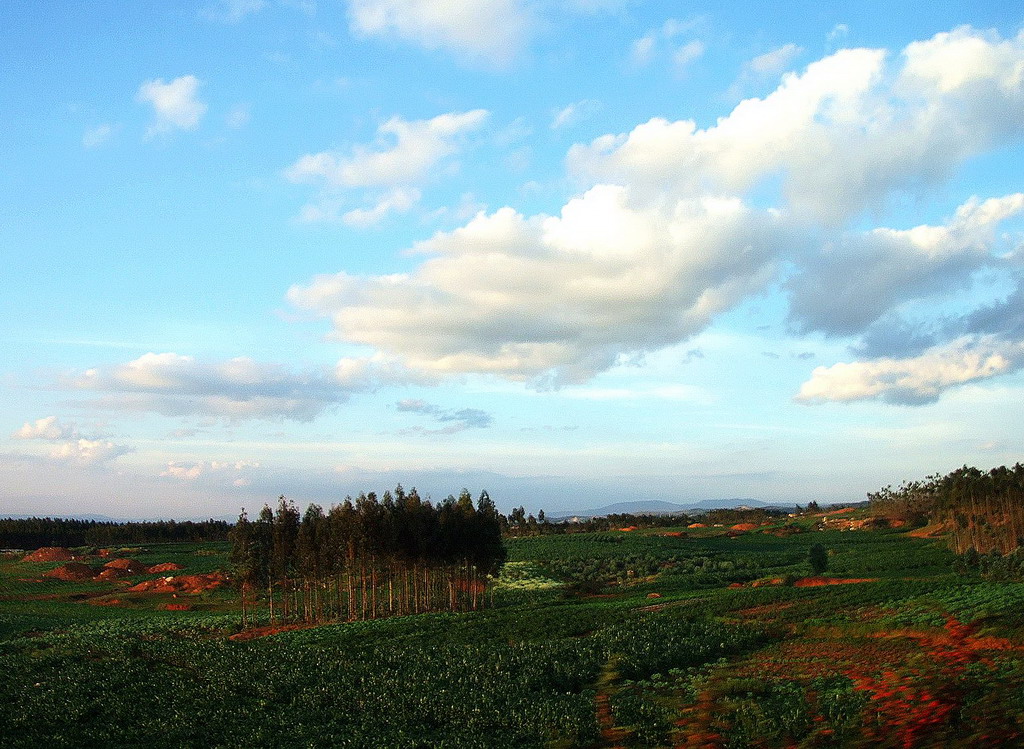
[229,487,505,627]
[869,464,1024,555]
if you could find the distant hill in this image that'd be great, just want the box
[553,498,795,520]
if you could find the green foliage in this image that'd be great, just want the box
[6,513,1024,746]
[809,543,828,575]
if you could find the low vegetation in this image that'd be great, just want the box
[3,466,1024,746]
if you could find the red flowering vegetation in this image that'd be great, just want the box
[869,617,1024,667]
[847,668,957,748]
[847,617,1024,746]
[734,637,914,681]
[793,576,877,587]
[674,678,728,748]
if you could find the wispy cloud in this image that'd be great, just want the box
[137,75,207,137]
[396,398,493,433]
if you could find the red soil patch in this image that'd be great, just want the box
[98,548,113,557]
[661,531,686,537]
[128,572,227,594]
[730,523,758,531]
[728,582,745,589]
[618,526,638,532]
[44,562,95,581]
[103,558,148,574]
[751,577,785,587]
[148,562,184,573]
[88,598,123,606]
[687,523,706,528]
[95,568,128,581]
[793,576,877,587]
[827,507,856,515]
[646,592,662,599]
[160,603,193,611]
[23,547,80,562]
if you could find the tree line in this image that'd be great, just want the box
[229,486,505,627]
[503,508,694,536]
[869,464,1024,554]
[0,517,231,549]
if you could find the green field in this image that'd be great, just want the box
[3,516,1024,747]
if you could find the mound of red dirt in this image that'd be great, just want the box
[751,577,784,587]
[44,562,95,581]
[661,531,686,537]
[128,572,227,594]
[103,558,147,574]
[730,523,758,531]
[95,568,128,581]
[618,526,638,532]
[793,576,877,587]
[23,547,80,562]
[147,562,184,573]
[688,523,706,528]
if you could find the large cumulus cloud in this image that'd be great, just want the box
[290,27,1024,404]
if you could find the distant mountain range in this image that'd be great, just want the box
[552,498,799,520]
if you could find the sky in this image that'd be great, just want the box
[2,1,1023,519]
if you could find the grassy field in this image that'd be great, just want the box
[3,512,1024,747]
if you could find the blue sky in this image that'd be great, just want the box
[2,1,1023,518]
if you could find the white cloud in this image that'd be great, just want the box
[136,75,207,137]
[345,0,532,66]
[571,27,1024,223]
[796,337,1024,405]
[827,24,849,46]
[82,124,115,149]
[162,459,260,481]
[50,439,132,467]
[673,40,705,71]
[747,43,802,74]
[11,417,129,467]
[285,27,1024,402]
[287,110,485,224]
[630,35,656,67]
[341,187,421,228]
[550,100,600,130]
[630,18,703,69]
[12,416,75,441]
[287,110,487,188]
[67,352,421,421]
[289,184,790,384]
